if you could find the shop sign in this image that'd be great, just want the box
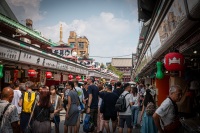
[0,46,20,61]
[57,62,68,71]
[76,68,80,73]
[68,65,76,72]
[40,71,46,85]
[54,74,61,81]
[19,52,44,66]
[68,65,72,72]
[43,59,57,68]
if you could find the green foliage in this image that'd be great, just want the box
[107,65,123,80]
[100,63,105,69]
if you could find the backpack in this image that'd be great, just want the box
[22,91,36,113]
[115,93,130,112]
[83,114,94,132]
[146,102,156,116]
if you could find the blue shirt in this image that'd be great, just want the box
[88,84,99,109]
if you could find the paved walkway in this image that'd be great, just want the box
[51,110,141,133]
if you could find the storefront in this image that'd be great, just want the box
[136,0,200,132]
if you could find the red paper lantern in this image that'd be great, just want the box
[76,75,81,81]
[46,72,52,79]
[164,52,184,71]
[68,74,73,80]
[28,69,37,77]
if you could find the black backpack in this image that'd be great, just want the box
[115,93,130,112]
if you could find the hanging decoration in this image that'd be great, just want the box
[28,69,37,77]
[0,64,3,78]
[164,52,184,71]
[76,75,81,81]
[81,75,85,81]
[156,62,164,79]
[134,76,139,82]
[14,70,19,82]
[68,74,73,80]
[46,72,52,79]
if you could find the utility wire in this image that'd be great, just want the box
[90,54,132,58]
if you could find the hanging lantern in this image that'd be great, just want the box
[0,65,3,78]
[156,62,164,79]
[164,52,184,71]
[76,75,81,81]
[68,74,73,80]
[28,69,37,77]
[14,70,19,81]
[46,72,52,79]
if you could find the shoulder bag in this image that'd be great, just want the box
[0,103,11,127]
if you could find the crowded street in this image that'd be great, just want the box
[1,0,200,133]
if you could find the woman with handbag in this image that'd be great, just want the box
[64,81,80,133]
[32,87,54,133]
[50,85,63,133]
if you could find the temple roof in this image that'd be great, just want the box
[111,58,132,67]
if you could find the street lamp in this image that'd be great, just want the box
[72,51,77,62]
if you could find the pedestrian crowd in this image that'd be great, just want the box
[0,77,183,133]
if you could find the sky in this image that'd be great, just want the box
[6,0,140,64]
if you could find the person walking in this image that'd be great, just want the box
[50,85,63,133]
[113,81,124,97]
[32,87,54,133]
[131,86,140,128]
[18,81,37,133]
[81,82,89,123]
[74,80,84,132]
[0,87,20,133]
[140,89,157,133]
[99,84,118,133]
[118,83,133,133]
[97,83,105,133]
[153,85,182,133]
[87,76,99,133]
[11,80,22,116]
[64,81,80,133]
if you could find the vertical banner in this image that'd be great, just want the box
[5,71,11,83]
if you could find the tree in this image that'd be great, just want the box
[107,65,123,80]
[100,63,105,69]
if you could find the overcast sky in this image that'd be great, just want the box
[6,0,140,64]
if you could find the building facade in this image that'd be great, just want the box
[68,31,89,58]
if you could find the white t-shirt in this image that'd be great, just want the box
[11,90,22,114]
[155,98,176,126]
[119,91,133,116]
[132,93,140,106]
[98,97,102,108]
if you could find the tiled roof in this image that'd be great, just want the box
[0,13,57,46]
[111,58,132,67]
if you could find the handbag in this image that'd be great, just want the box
[74,88,85,111]
[164,118,182,132]
[83,114,94,132]
[50,95,58,121]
